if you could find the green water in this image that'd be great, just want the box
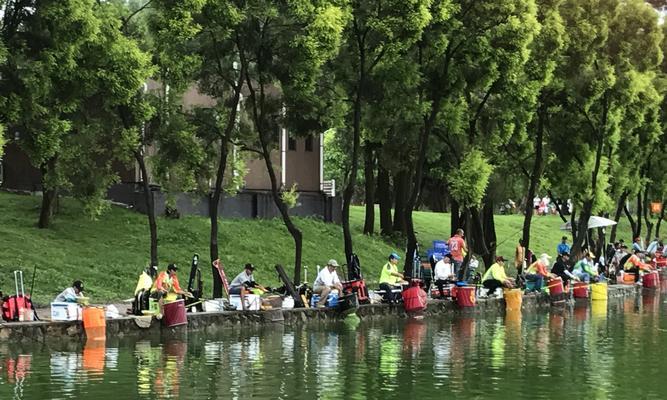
[1,294,666,399]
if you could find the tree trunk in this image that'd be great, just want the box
[624,203,638,239]
[135,151,158,267]
[656,200,665,237]
[37,157,59,229]
[609,190,628,243]
[546,190,567,223]
[392,170,408,235]
[363,144,376,235]
[571,111,606,258]
[450,197,461,236]
[521,105,545,250]
[482,200,497,266]
[208,69,244,298]
[643,189,654,244]
[342,81,364,263]
[635,192,643,239]
[404,97,441,273]
[377,164,393,236]
[209,145,230,298]
[239,45,305,284]
[38,187,58,229]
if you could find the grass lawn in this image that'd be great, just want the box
[0,191,637,304]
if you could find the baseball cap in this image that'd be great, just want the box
[390,252,401,260]
[167,263,178,272]
[327,259,339,267]
[244,263,255,271]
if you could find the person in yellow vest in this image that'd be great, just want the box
[152,264,192,315]
[379,253,408,302]
[132,265,157,315]
[481,256,515,297]
[624,250,653,283]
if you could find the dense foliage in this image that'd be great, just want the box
[1,0,666,281]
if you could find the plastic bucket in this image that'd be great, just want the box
[547,277,564,297]
[573,282,589,298]
[163,300,187,328]
[82,307,106,339]
[623,273,637,284]
[503,289,522,311]
[591,283,607,301]
[456,286,476,308]
[643,271,659,288]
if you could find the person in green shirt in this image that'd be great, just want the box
[573,251,597,283]
[482,256,515,297]
[379,253,407,302]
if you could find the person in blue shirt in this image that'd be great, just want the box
[557,236,570,256]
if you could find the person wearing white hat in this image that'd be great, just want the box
[524,253,555,292]
[313,259,343,308]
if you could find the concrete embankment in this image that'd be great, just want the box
[0,285,643,343]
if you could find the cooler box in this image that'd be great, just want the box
[203,299,226,312]
[230,294,261,311]
[51,303,82,321]
[282,297,295,309]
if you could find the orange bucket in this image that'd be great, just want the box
[456,287,476,308]
[643,271,659,288]
[83,307,106,339]
[623,273,637,284]
[547,277,564,296]
[573,282,588,298]
[503,289,522,311]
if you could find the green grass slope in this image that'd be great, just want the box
[0,192,635,304]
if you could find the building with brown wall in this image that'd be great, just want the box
[0,84,340,222]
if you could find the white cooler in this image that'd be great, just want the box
[229,294,260,311]
[50,302,82,321]
[203,299,226,312]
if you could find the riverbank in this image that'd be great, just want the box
[0,191,637,304]
[0,284,643,343]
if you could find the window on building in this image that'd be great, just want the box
[288,137,297,151]
[305,136,314,152]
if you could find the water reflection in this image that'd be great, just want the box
[4,354,31,399]
[4,296,667,399]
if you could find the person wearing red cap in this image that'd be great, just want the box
[481,256,514,297]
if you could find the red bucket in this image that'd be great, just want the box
[456,286,476,308]
[643,271,659,288]
[573,282,588,298]
[163,300,187,328]
[547,277,564,296]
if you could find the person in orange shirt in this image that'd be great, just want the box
[448,229,467,279]
[525,253,555,292]
[152,264,192,314]
[624,251,653,283]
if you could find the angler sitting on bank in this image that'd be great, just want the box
[152,264,192,314]
[572,252,600,283]
[624,251,653,283]
[132,265,157,315]
[54,280,85,303]
[379,253,408,302]
[433,255,457,299]
[525,254,555,292]
[229,264,267,295]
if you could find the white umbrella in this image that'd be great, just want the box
[587,216,617,229]
[559,216,617,231]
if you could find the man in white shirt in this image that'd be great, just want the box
[229,264,262,295]
[54,280,84,303]
[313,259,343,308]
[433,256,456,299]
